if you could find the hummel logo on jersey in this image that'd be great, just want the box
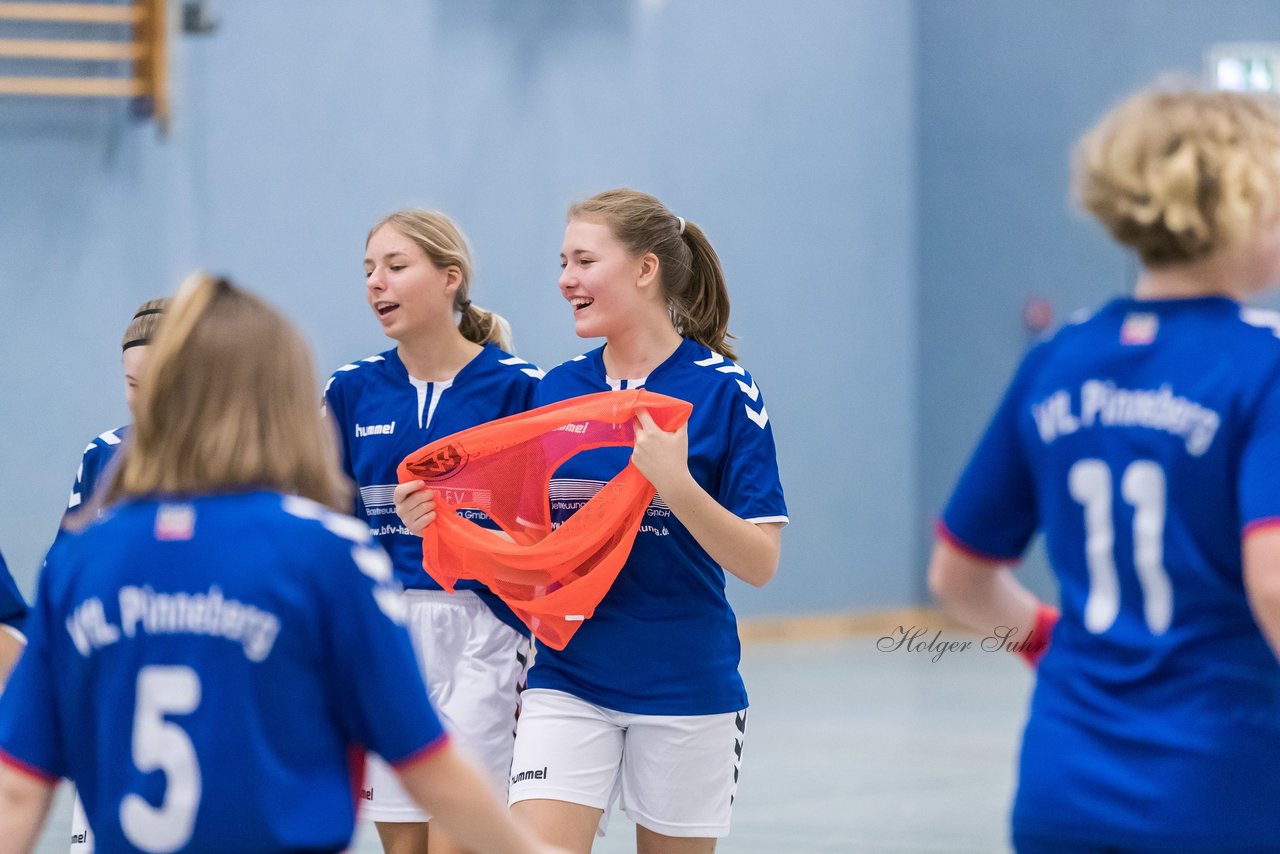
[355,421,395,437]
[511,766,549,785]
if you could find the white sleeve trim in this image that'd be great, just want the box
[1,624,27,646]
[746,515,789,527]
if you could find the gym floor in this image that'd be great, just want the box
[36,624,1032,853]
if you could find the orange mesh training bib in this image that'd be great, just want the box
[397,389,693,649]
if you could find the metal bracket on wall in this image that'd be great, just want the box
[0,0,169,131]
[181,0,214,35]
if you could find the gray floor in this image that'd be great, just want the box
[35,632,1032,853]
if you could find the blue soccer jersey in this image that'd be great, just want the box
[526,338,788,715]
[67,426,128,511]
[0,549,27,635]
[324,344,541,634]
[941,296,1280,850]
[0,491,447,853]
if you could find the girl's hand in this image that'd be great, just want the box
[394,480,436,535]
[631,408,692,496]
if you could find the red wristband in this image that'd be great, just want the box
[1018,604,1059,668]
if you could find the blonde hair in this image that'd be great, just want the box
[121,298,169,350]
[569,188,736,360]
[367,210,513,350]
[1075,84,1280,267]
[103,274,350,511]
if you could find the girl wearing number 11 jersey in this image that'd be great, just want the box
[930,85,1280,852]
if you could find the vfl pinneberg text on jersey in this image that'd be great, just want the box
[66,586,281,662]
[1032,380,1221,456]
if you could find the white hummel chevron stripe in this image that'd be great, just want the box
[68,492,81,509]
[696,353,766,421]
[1242,308,1280,338]
[745,404,769,429]
[498,356,544,379]
[282,495,371,543]
[98,430,122,445]
[571,354,587,362]
[326,356,384,395]
[351,544,393,582]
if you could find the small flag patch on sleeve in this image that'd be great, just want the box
[155,504,196,541]
[1120,312,1159,345]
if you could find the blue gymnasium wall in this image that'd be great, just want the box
[916,0,1280,600]
[0,1,920,617]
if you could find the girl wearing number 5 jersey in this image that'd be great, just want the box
[929,85,1280,852]
[0,275,566,854]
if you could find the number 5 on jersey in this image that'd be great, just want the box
[121,665,203,854]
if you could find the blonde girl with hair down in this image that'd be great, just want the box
[929,85,1280,852]
[396,188,789,853]
[0,275,568,854]
[324,211,542,854]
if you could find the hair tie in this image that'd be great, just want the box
[676,216,686,236]
[458,298,472,312]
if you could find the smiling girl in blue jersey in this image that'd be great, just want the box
[0,275,565,854]
[930,85,1280,852]
[324,210,541,854]
[397,189,788,853]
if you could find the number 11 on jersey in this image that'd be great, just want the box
[1068,459,1173,636]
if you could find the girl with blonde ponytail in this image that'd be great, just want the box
[929,83,1280,851]
[397,189,788,852]
[325,210,542,854]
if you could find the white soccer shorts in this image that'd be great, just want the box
[508,688,746,838]
[361,589,529,823]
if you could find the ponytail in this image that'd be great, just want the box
[670,220,735,361]
[458,301,514,351]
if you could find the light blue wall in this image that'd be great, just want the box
[0,1,919,617]
[916,0,1280,598]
